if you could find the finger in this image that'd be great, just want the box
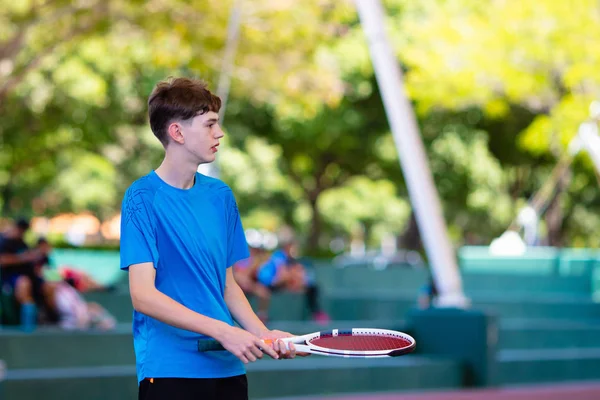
[237,353,249,364]
[272,340,281,355]
[245,350,257,363]
[278,340,289,357]
[250,344,264,359]
[258,339,279,359]
[287,342,297,359]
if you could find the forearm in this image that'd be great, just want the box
[225,277,268,337]
[0,251,39,266]
[132,287,231,340]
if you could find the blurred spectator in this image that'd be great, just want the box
[34,237,115,293]
[0,218,56,327]
[29,237,116,330]
[417,275,438,309]
[45,281,116,331]
[233,242,271,322]
[256,231,330,324]
[58,266,115,293]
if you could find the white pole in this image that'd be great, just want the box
[199,0,243,178]
[576,101,600,174]
[354,0,469,307]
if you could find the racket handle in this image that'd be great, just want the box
[197,339,226,352]
[196,338,275,352]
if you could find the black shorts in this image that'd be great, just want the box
[138,375,248,400]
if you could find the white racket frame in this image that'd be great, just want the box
[276,328,416,358]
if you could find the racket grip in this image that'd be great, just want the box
[197,339,226,352]
[197,338,279,352]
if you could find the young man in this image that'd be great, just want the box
[120,77,300,400]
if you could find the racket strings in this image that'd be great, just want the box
[309,335,411,351]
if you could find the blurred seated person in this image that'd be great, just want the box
[34,238,114,294]
[256,234,330,324]
[29,239,115,330]
[58,265,115,293]
[233,237,271,322]
[0,218,57,326]
[45,280,116,331]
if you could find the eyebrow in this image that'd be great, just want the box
[205,118,219,125]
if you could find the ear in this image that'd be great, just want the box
[167,122,185,144]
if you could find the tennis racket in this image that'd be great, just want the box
[197,328,416,358]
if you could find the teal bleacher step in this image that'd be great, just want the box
[315,267,593,297]
[0,325,134,369]
[497,348,600,384]
[4,356,461,400]
[325,290,600,320]
[499,319,600,349]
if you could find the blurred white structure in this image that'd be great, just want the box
[489,231,527,256]
[492,101,600,253]
[355,0,469,308]
[198,0,243,179]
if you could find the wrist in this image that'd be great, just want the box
[251,325,271,338]
[208,321,233,342]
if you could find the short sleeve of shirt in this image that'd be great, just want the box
[120,186,159,270]
[226,192,249,268]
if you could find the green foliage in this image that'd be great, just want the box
[319,177,410,246]
[2,0,600,252]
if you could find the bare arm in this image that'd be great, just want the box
[225,267,304,358]
[129,262,230,338]
[0,249,43,267]
[224,267,269,337]
[128,262,278,363]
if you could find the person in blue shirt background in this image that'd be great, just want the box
[232,238,271,323]
[120,77,301,400]
[257,231,330,324]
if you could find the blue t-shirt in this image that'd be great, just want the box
[120,171,250,382]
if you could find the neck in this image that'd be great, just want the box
[155,151,199,190]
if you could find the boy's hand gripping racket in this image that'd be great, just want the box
[197,328,416,358]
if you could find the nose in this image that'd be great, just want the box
[214,124,225,139]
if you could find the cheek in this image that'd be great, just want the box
[187,135,209,147]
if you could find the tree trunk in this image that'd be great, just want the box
[397,211,422,251]
[544,173,569,247]
[1,180,13,217]
[306,195,322,254]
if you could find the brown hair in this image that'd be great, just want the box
[148,77,222,146]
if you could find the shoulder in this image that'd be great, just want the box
[197,173,233,197]
[197,173,238,210]
[124,174,160,204]
[122,174,160,221]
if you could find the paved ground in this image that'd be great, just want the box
[265,381,600,400]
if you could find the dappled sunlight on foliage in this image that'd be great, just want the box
[1,0,600,251]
